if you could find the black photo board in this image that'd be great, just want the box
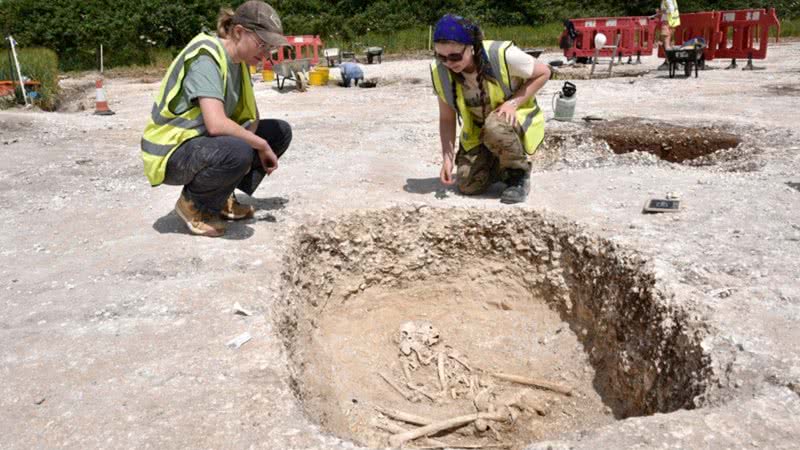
[642,198,681,213]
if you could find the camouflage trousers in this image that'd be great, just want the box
[456,110,532,195]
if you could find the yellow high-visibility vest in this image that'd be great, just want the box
[662,0,681,28]
[140,33,257,186]
[431,40,544,155]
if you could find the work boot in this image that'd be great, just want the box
[220,193,255,220]
[174,195,226,237]
[500,169,531,204]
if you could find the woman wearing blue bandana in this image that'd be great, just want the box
[431,15,550,203]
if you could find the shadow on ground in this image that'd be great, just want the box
[404,177,454,199]
[244,195,289,211]
[153,211,255,240]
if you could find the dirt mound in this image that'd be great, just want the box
[56,78,96,112]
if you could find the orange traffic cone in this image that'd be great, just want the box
[94,79,115,115]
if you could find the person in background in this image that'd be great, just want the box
[339,61,364,87]
[140,1,292,237]
[431,14,549,204]
[657,0,681,70]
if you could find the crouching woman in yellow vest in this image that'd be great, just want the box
[140,1,291,237]
[432,15,550,204]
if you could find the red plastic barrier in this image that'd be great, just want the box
[715,8,780,61]
[565,8,781,64]
[632,17,658,58]
[261,35,323,69]
[561,17,652,60]
[657,11,722,60]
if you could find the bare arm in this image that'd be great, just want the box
[198,97,278,174]
[438,97,457,185]
[496,61,551,126]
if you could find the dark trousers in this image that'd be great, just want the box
[163,119,292,213]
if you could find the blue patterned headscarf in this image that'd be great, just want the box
[433,14,474,44]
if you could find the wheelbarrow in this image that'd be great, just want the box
[364,46,383,64]
[272,58,312,91]
[665,45,705,78]
[322,48,341,67]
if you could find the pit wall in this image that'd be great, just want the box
[277,207,714,420]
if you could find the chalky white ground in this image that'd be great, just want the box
[1,41,799,449]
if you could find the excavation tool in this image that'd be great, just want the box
[5,35,29,106]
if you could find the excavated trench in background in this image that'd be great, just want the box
[535,118,747,171]
[590,118,742,163]
[276,208,714,449]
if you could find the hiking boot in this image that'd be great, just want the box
[221,194,255,220]
[174,195,226,237]
[500,169,531,204]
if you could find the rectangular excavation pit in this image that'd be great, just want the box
[277,208,715,449]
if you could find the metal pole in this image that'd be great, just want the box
[6,35,29,106]
[428,26,432,51]
[608,34,621,77]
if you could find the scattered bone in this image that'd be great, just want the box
[447,351,472,371]
[488,423,503,441]
[373,420,447,447]
[375,405,434,426]
[397,320,440,358]
[225,332,252,349]
[437,352,448,392]
[378,372,419,402]
[407,383,437,402]
[473,389,495,413]
[503,391,548,416]
[402,361,413,382]
[413,347,436,365]
[491,372,573,396]
[388,411,507,447]
[232,302,253,316]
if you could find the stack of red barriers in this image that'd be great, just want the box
[561,16,657,63]
[561,8,781,69]
[261,35,323,70]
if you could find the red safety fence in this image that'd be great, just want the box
[632,17,659,60]
[566,8,781,65]
[715,8,780,62]
[561,16,656,60]
[0,80,40,97]
[657,11,722,60]
[261,35,323,69]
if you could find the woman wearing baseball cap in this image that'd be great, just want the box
[431,15,550,204]
[141,1,291,237]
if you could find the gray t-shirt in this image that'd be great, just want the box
[169,49,243,118]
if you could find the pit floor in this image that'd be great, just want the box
[295,266,611,449]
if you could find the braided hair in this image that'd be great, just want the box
[469,23,490,122]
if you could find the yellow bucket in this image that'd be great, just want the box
[249,65,257,74]
[312,66,330,84]
[308,70,326,86]
[262,69,274,82]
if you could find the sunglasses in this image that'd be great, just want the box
[434,46,469,63]
[245,29,270,53]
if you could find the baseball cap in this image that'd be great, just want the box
[233,1,290,47]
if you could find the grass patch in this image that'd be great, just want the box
[63,48,175,83]
[776,17,800,38]
[0,47,60,111]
